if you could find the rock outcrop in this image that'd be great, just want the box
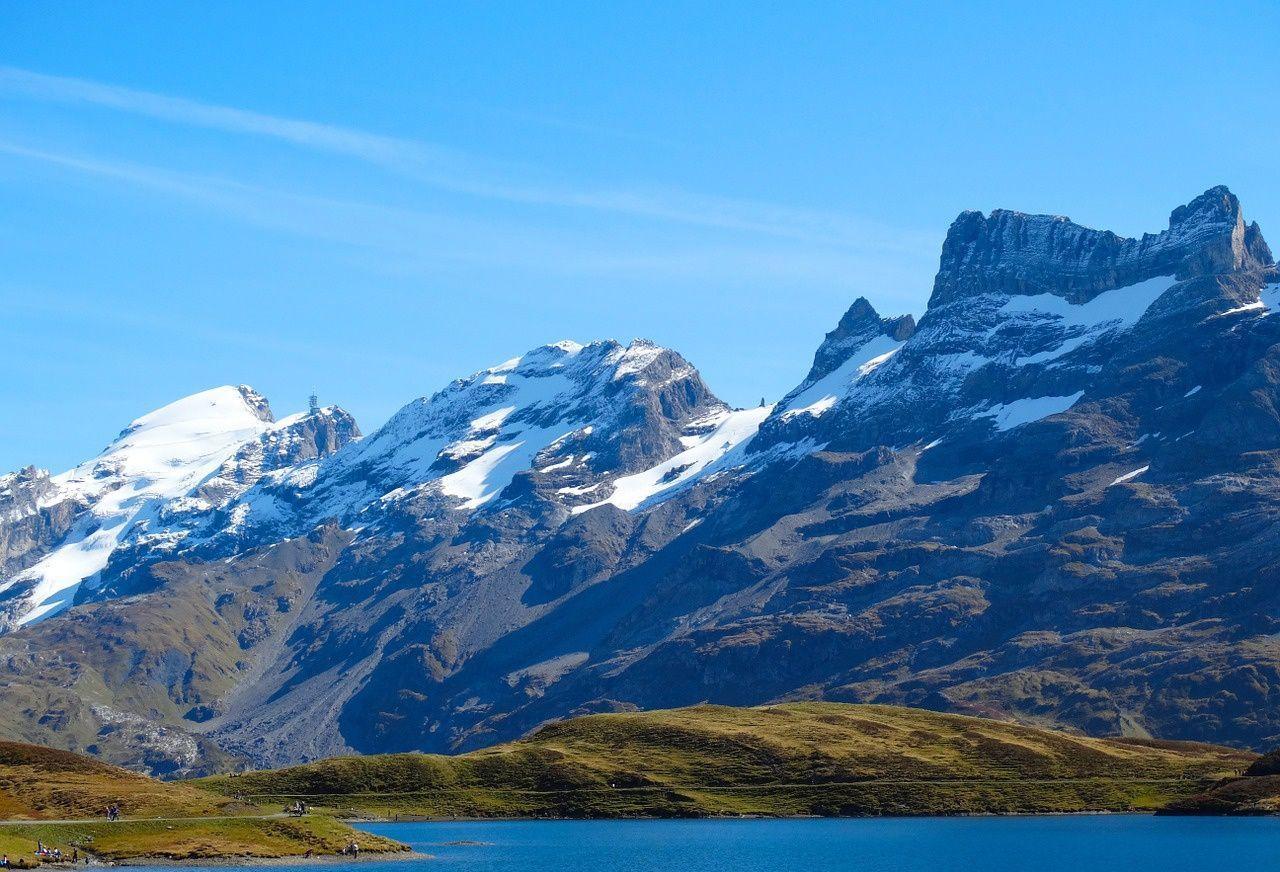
[930,185,1272,307]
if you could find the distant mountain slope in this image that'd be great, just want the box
[0,340,767,772]
[2,185,1279,775]
[324,185,1280,762]
[193,702,1252,817]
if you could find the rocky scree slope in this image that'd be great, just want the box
[2,186,1279,774]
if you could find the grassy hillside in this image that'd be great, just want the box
[1162,748,1280,814]
[0,816,403,864]
[195,702,1254,817]
[0,741,404,863]
[0,740,233,820]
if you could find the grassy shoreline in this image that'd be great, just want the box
[0,740,407,865]
[233,776,1220,820]
[0,701,1260,864]
[101,848,428,867]
[0,816,406,866]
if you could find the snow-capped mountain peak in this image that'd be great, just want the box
[0,386,358,628]
[192,338,759,550]
[83,385,274,483]
[752,186,1277,460]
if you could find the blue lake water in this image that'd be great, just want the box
[309,817,1280,871]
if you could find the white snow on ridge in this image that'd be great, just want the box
[316,348,590,513]
[780,335,905,420]
[573,405,772,514]
[1000,275,1177,366]
[427,339,731,510]
[539,454,576,473]
[1219,282,1280,318]
[441,421,587,510]
[976,391,1084,432]
[2,386,278,626]
[229,338,719,526]
[1110,465,1150,486]
[610,340,666,381]
[1220,300,1267,317]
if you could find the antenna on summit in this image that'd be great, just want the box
[309,392,320,415]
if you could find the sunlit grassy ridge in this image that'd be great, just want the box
[0,741,231,820]
[0,741,404,863]
[196,703,1254,817]
[0,816,402,864]
[1162,749,1280,815]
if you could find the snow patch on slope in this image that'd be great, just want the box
[442,421,584,510]
[976,392,1084,431]
[779,335,905,419]
[573,406,772,513]
[1000,275,1177,365]
[1110,465,1150,486]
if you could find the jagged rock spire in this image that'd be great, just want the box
[804,297,916,386]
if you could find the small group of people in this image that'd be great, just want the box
[340,840,360,858]
[103,803,121,821]
[24,843,82,865]
[285,800,309,817]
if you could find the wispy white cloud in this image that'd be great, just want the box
[0,66,434,164]
[2,285,427,370]
[0,139,924,290]
[0,66,933,255]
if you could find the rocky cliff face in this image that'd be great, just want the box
[805,298,916,385]
[752,297,915,452]
[0,467,83,579]
[930,185,1272,306]
[193,405,361,506]
[2,185,1279,773]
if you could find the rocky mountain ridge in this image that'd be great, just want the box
[929,185,1272,306]
[0,387,361,630]
[2,185,1279,774]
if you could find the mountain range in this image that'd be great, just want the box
[2,185,1278,775]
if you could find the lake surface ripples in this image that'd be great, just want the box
[318,816,1280,872]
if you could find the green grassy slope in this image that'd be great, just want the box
[0,814,404,865]
[0,741,404,863]
[195,702,1254,817]
[0,816,404,865]
[0,741,233,820]
[1161,748,1280,814]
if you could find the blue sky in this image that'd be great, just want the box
[3,1,1278,472]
